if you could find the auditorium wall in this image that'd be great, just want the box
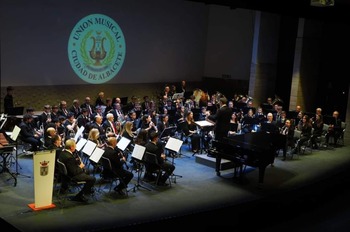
[0,0,255,113]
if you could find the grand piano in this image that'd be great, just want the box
[210,131,286,184]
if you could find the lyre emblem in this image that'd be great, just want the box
[89,31,107,66]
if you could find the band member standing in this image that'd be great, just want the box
[206,97,232,141]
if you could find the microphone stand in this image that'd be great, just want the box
[167,150,183,184]
[14,138,31,180]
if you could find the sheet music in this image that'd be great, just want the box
[131,144,146,161]
[172,92,184,100]
[82,140,97,156]
[11,125,21,141]
[117,137,131,151]
[76,138,87,152]
[165,137,183,153]
[74,126,85,141]
[195,120,214,128]
[89,146,105,163]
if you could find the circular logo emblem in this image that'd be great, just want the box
[68,14,126,84]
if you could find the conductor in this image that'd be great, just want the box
[206,97,232,141]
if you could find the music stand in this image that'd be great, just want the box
[131,144,151,191]
[165,137,183,183]
[195,120,215,154]
[159,126,177,141]
[89,147,105,164]
[171,92,184,100]
[10,125,31,181]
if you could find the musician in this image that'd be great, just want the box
[260,113,279,134]
[254,106,266,124]
[141,95,151,115]
[48,134,63,176]
[276,110,287,128]
[140,114,158,138]
[4,86,14,114]
[134,129,149,146]
[144,131,175,186]
[102,113,119,137]
[95,91,105,108]
[58,139,96,202]
[206,97,231,141]
[44,127,57,148]
[121,121,135,144]
[241,108,256,134]
[80,97,95,119]
[293,115,312,154]
[183,111,201,153]
[110,103,126,126]
[325,110,342,147]
[69,99,82,118]
[77,108,90,129]
[279,119,295,161]
[18,114,42,152]
[50,105,60,123]
[58,100,69,119]
[103,97,113,117]
[90,115,107,142]
[310,114,324,149]
[38,104,52,130]
[197,106,208,121]
[228,112,240,137]
[126,110,140,132]
[157,114,170,135]
[91,106,104,122]
[174,105,186,125]
[63,113,78,140]
[102,137,134,196]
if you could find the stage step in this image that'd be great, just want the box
[195,154,234,170]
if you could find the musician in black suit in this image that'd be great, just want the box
[144,131,175,186]
[18,114,42,152]
[4,86,14,114]
[279,119,295,161]
[103,137,134,195]
[326,110,343,146]
[58,139,96,202]
[207,97,232,141]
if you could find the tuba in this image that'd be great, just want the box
[271,94,284,106]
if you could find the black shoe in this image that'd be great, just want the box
[59,188,68,194]
[71,194,88,203]
[157,182,169,186]
[144,173,156,181]
[114,187,126,196]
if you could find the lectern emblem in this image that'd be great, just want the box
[68,14,126,84]
[40,160,49,176]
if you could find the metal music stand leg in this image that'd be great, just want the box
[169,152,182,184]
[14,140,31,179]
[134,162,151,191]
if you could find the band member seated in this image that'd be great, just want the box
[18,114,42,152]
[144,131,175,186]
[59,139,96,202]
[183,111,201,153]
[279,119,295,161]
[260,113,279,134]
[293,114,312,154]
[325,111,342,147]
[102,137,134,196]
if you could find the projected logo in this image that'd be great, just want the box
[68,14,126,84]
